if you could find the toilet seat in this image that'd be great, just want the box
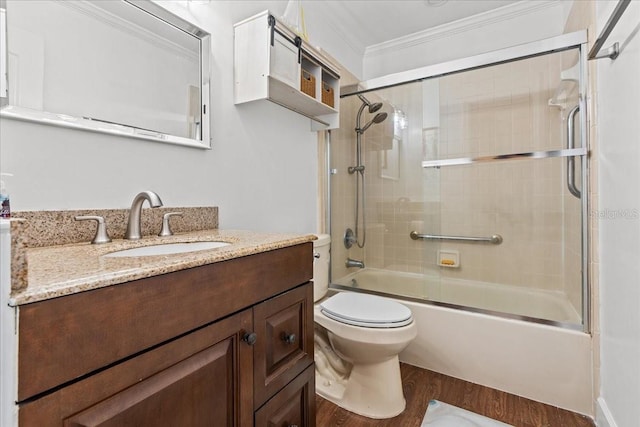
[320,292,413,328]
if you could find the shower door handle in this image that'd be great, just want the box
[566,105,581,198]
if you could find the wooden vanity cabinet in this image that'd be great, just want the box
[17,243,315,426]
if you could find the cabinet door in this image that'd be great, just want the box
[255,364,315,427]
[65,341,234,426]
[270,31,299,89]
[20,310,254,427]
[254,283,314,408]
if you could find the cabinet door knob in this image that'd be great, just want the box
[242,332,257,346]
[283,333,296,344]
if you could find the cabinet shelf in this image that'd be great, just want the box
[234,10,340,130]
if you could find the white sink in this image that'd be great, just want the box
[104,241,231,257]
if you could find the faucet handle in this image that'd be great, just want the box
[75,215,112,244]
[158,212,183,237]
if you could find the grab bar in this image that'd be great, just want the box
[410,231,503,245]
[567,105,581,198]
[588,0,631,60]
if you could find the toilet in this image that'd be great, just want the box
[312,234,417,419]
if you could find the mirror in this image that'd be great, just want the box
[0,0,211,149]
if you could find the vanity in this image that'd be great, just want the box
[3,220,316,426]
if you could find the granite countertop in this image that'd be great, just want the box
[10,229,315,306]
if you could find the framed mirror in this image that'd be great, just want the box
[0,0,211,149]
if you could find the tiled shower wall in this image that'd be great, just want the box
[331,51,583,309]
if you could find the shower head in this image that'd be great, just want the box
[369,102,383,113]
[372,112,388,123]
[357,112,388,134]
[357,94,383,113]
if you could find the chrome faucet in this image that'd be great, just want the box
[345,258,365,269]
[124,191,163,240]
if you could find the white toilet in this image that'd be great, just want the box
[312,234,417,419]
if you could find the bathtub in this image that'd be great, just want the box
[330,268,593,416]
[333,268,581,325]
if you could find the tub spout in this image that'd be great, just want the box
[346,258,365,269]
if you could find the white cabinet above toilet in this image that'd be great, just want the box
[234,10,341,130]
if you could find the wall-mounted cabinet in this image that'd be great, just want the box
[234,11,340,130]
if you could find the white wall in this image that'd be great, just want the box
[362,1,569,80]
[595,1,640,426]
[0,1,357,234]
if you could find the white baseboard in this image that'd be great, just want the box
[596,397,617,427]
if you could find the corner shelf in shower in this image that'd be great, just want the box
[233,10,341,130]
[548,62,580,109]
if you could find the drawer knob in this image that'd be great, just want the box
[283,333,296,344]
[242,332,257,346]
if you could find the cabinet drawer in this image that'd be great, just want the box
[19,310,254,427]
[255,364,315,427]
[254,282,314,408]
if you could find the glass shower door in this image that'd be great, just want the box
[331,31,589,331]
[417,46,587,328]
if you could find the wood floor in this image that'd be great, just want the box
[315,363,595,427]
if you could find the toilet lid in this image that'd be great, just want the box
[320,293,413,328]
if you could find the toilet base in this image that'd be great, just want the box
[315,356,406,419]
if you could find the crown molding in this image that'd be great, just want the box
[364,0,562,58]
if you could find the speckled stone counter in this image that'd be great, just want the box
[10,229,315,306]
[13,207,218,247]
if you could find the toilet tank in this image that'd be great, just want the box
[312,234,331,302]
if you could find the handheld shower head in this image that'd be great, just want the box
[372,112,388,123]
[357,112,388,134]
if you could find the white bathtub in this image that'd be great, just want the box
[331,268,593,416]
[333,268,581,324]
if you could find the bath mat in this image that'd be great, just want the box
[421,400,513,427]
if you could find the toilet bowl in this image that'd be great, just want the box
[312,234,417,419]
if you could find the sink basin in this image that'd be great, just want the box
[104,241,231,258]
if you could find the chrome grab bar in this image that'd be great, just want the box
[567,105,581,198]
[410,231,503,245]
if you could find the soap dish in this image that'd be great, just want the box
[437,249,460,268]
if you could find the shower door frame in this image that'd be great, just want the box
[331,30,591,333]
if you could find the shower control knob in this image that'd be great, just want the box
[283,333,296,344]
[242,332,257,346]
